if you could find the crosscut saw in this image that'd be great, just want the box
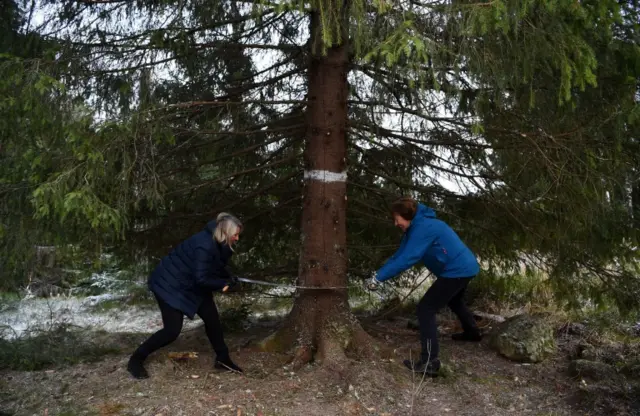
[235,276,351,290]
[226,277,389,301]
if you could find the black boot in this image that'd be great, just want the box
[127,355,149,379]
[451,331,482,342]
[403,358,441,377]
[214,353,243,373]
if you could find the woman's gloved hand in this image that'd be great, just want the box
[367,272,381,291]
[222,276,240,293]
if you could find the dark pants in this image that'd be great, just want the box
[132,293,229,361]
[417,276,478,362]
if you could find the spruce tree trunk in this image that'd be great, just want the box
[632,181,640,231]
[259,6,382,370]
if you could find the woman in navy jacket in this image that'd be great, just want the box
[370,198,482,377]
[127,213,243,379]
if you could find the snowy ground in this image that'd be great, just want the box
[0,294,206,339]
[0,270,431,340]
[0,291,388,340]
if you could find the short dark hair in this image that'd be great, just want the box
[391,197,417,221]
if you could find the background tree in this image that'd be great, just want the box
[0,0,91,291]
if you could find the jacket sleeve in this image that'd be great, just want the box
[375,223,437,282]
[193,245,231,291]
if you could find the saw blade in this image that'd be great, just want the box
[236,277,351,290]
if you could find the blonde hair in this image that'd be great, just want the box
[213,212,243,247]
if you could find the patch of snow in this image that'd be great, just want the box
[0,296,201,340]
[81,293,127,306]
[72,270,145,295]
[0,274,434,340]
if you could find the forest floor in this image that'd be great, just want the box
[3,309,638,416]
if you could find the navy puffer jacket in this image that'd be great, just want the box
[148,220,233,319]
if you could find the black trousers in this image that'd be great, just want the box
[416,276,479,362]
[132,293,229,361]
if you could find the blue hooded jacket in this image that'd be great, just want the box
[148,220,232,319]
[376,204,479,281]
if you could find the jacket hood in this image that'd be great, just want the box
[416,203,436,219]
[205,220,217,234]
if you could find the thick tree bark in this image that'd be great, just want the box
[632,179,640,232]
[259,5,383,370]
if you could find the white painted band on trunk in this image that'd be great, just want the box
[303,170,347,183]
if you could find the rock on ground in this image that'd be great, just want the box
[489,313,556,363]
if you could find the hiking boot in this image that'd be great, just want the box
[403,358,441,377]
[214,355,243,373]
[451,332,483,342]
[127,356,149,379]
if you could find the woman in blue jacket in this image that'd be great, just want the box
[127,213,244,379]
[369,198,482,377]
